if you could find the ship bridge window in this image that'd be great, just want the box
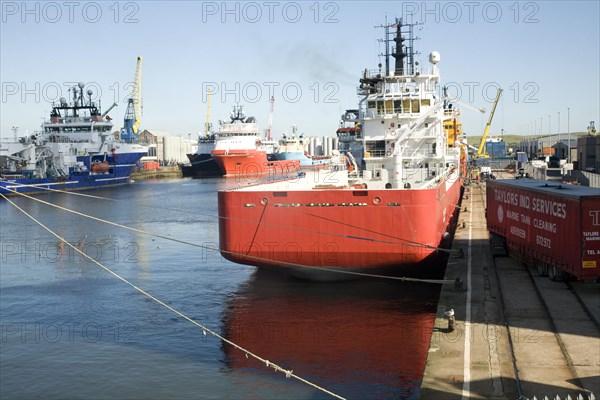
[411,100,420,113]
[365,140,385,157]
[394,100,402,113]
[402,99,410,113]
[384,100,393,113]
[367,101,376,109]
[421,99,431,106]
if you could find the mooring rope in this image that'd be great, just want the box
[2,186,454,284]
[0,192,347,400]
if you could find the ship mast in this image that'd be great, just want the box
[266,96,274,141]
[375,18,420,77]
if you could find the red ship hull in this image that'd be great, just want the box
[218,174,463,279]
[212,149,300,177]
[222,270,438,397]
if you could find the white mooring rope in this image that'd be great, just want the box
[1,192,347,400]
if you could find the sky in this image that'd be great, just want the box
[1,1,599,141]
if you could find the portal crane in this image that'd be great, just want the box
[266,96,274,141]
[475,88,502,158]
[121,56,143,142]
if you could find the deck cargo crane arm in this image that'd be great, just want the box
[101,102,118,118]
[476,88,502,157]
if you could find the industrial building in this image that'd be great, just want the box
[138,130,196,165]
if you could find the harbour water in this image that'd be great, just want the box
[1,179,443,399]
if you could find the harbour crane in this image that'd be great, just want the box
[266,96,274,141]
[121,56,143,142]
[204,88,212,136]
[474,88,503,158]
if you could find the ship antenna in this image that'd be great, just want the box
[384,18,421,76]
[375,16,391,76]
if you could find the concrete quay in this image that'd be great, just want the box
[420,182,600,400]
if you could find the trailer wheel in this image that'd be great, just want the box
[536,262,548,277]
[549,266,563,282]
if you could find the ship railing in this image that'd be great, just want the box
[363,150,386,158]
[400,148,436,158]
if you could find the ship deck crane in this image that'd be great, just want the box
[101,102,118,118]
[121,56,143,142]
[475,88,502,158]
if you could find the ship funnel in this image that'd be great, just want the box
[392,22,406,76]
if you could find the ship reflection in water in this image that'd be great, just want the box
[221,269,442,399]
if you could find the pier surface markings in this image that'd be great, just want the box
[461,188,474,399]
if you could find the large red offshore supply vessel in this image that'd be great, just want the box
[486,179,600,281]
[211,106,299,177]
[218,20,467,279]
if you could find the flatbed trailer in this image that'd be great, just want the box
[486,179,600,281]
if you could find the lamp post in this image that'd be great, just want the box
[558,111,561,158]
[567,107,570,163]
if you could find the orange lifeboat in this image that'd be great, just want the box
[91,161,109,173]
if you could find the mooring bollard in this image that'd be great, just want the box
[443,309,455,332]
[454,277,463,290]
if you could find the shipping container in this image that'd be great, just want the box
[486,179,600,281]
[485,141,507,158]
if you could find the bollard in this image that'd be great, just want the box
[443,309,455,332]
[454,277,464,290]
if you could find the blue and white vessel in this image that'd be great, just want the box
[274,126,332,167]
[0,82,147,196]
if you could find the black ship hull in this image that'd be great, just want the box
[180,153,221,178]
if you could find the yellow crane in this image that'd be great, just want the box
[475,88,502,158]
[121,56,143,142]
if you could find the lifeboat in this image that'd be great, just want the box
[91,161,109,173]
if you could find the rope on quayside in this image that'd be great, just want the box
[2,182,457,253]
[2,187,455,284]
[0,192,348,400]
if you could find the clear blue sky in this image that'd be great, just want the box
[1,1,598,140]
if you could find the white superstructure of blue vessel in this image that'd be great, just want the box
[0,82,147,195]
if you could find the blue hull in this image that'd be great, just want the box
[0,152,146,196]
[275,152,331,167]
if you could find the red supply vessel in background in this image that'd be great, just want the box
[486,179,600,281]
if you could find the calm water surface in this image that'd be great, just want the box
[1,178,442,399]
